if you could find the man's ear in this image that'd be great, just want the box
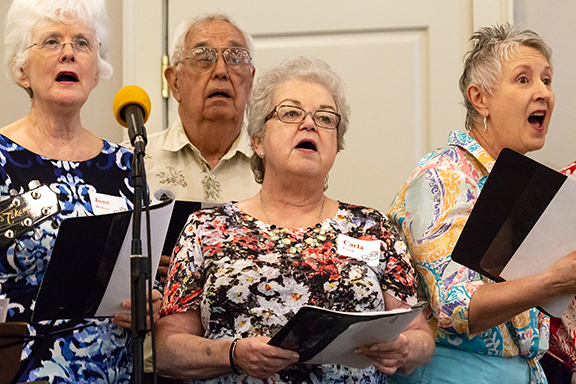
[164,66,181,103]
[467,84,489,117]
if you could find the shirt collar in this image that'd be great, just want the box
[162,116,254,160]
[448,130,496,172]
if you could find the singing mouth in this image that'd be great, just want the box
[296,140,317,151]
[56,72,78,82]
[208,90,231,98]
[528,111,545,127]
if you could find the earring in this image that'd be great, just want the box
[258,151,264,157]
[483,115,487,133]
[24,81,28,87]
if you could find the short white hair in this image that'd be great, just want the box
[169,13,254,67]
[3,0,113,96]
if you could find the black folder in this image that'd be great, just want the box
[452,148,575,316]
[33,197,175,322]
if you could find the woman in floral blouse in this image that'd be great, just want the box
[156,57,434,383]
[388,24,576,384]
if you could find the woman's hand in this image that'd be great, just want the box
[112,289,162,329]
[543,249,576,295]
[355,334,410,375]
[233,337,300,379]
[158,255,172,286]
[370,294,434,375]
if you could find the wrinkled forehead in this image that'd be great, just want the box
[272,80,336,110]
[501,45,553,74]
[30,19,96,42]
[185,19,247,51]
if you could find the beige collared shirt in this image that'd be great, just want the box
[125,117,259,203]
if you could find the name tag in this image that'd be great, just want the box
[90,193,129,215]
[337,234,381,267]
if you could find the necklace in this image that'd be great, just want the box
[258,189,326,227]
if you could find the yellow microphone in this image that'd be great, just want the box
[113,85,151,127]
[113,85,151,155]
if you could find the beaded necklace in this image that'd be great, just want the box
[258,190,328,253]
[258,189,326,227]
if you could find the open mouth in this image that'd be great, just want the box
[528,112,545,127]
[56,73,78,82]
[296,140,317,151]
[208,90,230,98]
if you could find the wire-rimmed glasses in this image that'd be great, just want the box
[264,105,341,130]
[181,46,252,75]
[26,35,101,55]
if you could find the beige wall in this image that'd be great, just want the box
[1,1,575,169]
[0,0,124,143]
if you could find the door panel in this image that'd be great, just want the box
[126,0,509,210]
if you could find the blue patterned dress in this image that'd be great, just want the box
[0,134,134,383]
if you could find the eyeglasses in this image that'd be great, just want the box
[264,105,341,130]
[181,46,252,74]
[26,35,100,55]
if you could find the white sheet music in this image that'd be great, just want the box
[501,176,576,317]
[95,190,175,317]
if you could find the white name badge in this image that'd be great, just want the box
[90,192,129,215]
[337,234,381,267]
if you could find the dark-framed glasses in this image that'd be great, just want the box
[26,35,100,55]
[182,46,252,74]
[265,105,341,130]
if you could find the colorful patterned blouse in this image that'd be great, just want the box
[162,201,417,383]
[388,130,549,384]
[0,134,134,383]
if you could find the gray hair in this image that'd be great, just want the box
[169,13,254,67]
[460,23,552,131]
[247,56,350,184]
[3,0,112,98]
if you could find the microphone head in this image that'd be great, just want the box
[113,85,151,128]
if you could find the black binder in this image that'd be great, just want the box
[452,148,574,316]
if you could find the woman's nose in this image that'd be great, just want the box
[299,113,317,131]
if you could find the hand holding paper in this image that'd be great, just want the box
[355,333,410,375]
[112,289,162,329]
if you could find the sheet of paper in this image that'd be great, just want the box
[304,307,421,368]
[501,176,576,317]
[95,190,175,316]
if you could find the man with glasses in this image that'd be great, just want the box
[135,13,258,205]
[128,16,259,381]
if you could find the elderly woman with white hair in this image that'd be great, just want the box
[388,24,576,384]
[0,0,159,382]
[156,57,434,383]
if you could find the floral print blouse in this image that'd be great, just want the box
[388,130,549,384]
[162,201,417,383]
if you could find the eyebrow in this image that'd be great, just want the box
[279,99,336,111]
[37,31,93,41]
[513,63,552,73]
[192,41,247,49]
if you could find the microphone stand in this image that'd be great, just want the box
[130,134,149,384]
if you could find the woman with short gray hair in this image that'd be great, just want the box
[389,23,576,384]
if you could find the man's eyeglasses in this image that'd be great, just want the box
[181,46,252,75]
[264,105,341,130]
[26,35,100,55]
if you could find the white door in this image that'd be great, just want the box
[124,0,511,210]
